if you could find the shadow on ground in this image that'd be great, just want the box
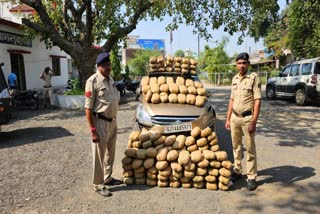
[0,126,73,148]
[236,166,318,213]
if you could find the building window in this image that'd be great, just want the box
[51,57,61,76]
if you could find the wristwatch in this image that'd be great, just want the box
[91,127,97,133]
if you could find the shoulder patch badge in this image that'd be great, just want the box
[85,91,92,97]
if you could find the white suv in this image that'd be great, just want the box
[266,57,320,105]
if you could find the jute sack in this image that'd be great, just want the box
[142,85,151,94]
[201,127,212,138]
[179,85,188,94]
[171,161,183,172]
[174,68,181,72]
[151,84,160,94]
[124,148,137,157]
[190,59,198,65]
[178,94,186,104]
[136,149,147,159]
[164,135,176,146]
[173,135,186,150]
[143,158,155,169]
[210,145,220,152]
[190,69,196,75]
[206,182,218,190]
[185,79,194,87]
[149,63,158,69]
[205,175,217,182]
[187,144,198,152]
[149,56,157,63]
[181,68,189,74]
[169,83,179,94]
[169,94,178,103]
[132,140,142,148]
[158,76,166,85]
[178,150,190,165]
[186,94,196,105]
[195,95,205,107]
[166,67,173,72]
[122,163,133,171]
[202,150,215,160]
[146,147,157,158]
[175,57,182,63]
[176,77,185,86]
[169,181,181,188]
[188,86,197,95]
[149,77,158,85]
[208,168,219,176]
[160,84,169,93]
[156,148,169,161]
[123,170,134,177]
[185,136,195,146]
[197,88,206,96]
[141,76,150,86]
[122,157,132,165]
[160,92,169,103]
[146,178,157,186]
[215,151,228,161]
[184,161,196,171]
[167,150,179,161]
[129,131,141,141]
[194,81,203,88]
[191,127,201,138]
[144,90,152,103]
[190,150,203,163]
[221,160,232,169]
[207,132,217,141]
[218,182,229,191]
[157,55,164,63]
[166,77,174,84]
[151,93,160,104]
[193,181,204,189]
[182,58,190,64]
[139,128,150,142]
[123,177,134,185]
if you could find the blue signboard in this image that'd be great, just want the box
[136,39,165,51]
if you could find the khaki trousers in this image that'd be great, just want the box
[43,87,55,106]
[230,113,257,180]
[92,118,117,188]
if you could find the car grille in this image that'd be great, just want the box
[151,116,199,125]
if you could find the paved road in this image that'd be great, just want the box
[0,86,319,214]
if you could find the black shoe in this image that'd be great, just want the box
[95,187,112,197]
[104,178,123,186]
[247,179,257,191]
[230,172,242,182]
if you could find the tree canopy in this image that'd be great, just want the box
[288,0,320,58]
[127,49,161,76]
[174,50,185,57]
[17,0,281,88]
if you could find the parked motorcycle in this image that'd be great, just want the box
[115,80,126,97]
[13,90,39,110]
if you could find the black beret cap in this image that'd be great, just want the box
[236,52,250,61]
[96,52,110,65]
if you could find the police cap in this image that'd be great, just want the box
[96,52,110,65]
[236,52,250,61]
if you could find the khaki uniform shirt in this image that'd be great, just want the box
[231,72,261,113]
[84,71,119,118]
[42,71,52,87]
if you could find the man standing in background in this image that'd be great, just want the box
[8,71,18,97]
[40,66,54,108]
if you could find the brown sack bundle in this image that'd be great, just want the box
[185,79,195,87]
[166,67,173,72]
[194,81,203,88]
[174,68,181,73]
[190,65,197,70]
[185,136,195,146]
[139,128,150,142]
[146,147,158,158]
[149,63,158,69]
[157,55,165,63]
[169,83,179,94]
[178,94,186,104]
[197,88,206,96]
[160,84,169,93]
[215,151,228,161]
[122,157,132,165]
[176,77,185,86]
[174,62,181,68]
[189,69,196,75]
[196,167,207,176]
[221,160,232,169]
[206,182,218,190]
[202,150,215,160]
[190,59,198,66]
[136,149,148,159]
[219,168,232,177]
[142,85,151,94]
[166,76,174,84]
[169,94,178,103]
[164,135,176,146]
[186,94,196,105]
[150,68,158,73]
[181,68,189,74]
[167,150,179,161]
[190,150,203,163]
[188,86,197,95]
[195,95,205,107]
[175,57,182,63]
[191,127,201,138]
[205,175,217,183]
[201,127,212,138]
[160,92,169,103]
[182,58,190,64]
[130,130,141,141]
[179,85,188,94]
[178,150,190,165]
[156,148,169,161]
[149,77,158,85]
[150,84,160,94]
[141,76,150,86]
[124,148,137,157]
[187,144,198,152]
[151,93,160,104]
[143,158,155,169]
[181,64,189,69]
[158,76,166,85]
[159,67,166,72]
[149,56,157,64]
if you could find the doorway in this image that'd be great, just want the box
[10,53,26,91]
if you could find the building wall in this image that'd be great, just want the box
[0,24,71,90]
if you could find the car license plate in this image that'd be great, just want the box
[164,123,192,134]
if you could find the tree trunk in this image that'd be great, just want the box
[73,51,97,90]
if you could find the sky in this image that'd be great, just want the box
[130,0,287,57]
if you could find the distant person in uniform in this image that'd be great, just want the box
[8,71,18,97]
[40,67,54,108]
[84,52,121,197]
[225,52,262,191]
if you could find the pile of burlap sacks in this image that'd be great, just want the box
[141,75,207,107]
[149,55,197,75]
[122,126,232,191]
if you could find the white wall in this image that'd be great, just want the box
[0,27,71,90]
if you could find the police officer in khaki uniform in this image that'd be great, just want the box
[40,67,55,108]
[85,52,121,197]
[225,52,261,191]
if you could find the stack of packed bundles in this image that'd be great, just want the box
[140,75,206,107]
[122,126,232,191]
[157,55,166,72]
[189,59,198,75]
[166,55,174,72]
[181,58,190,74]
[149,56,158,72]
[174,57,182,73]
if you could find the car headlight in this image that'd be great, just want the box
[136,104,153,126]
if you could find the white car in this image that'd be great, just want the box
[266,57,320,105]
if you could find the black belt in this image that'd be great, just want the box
[43,85,52,88]
[93,112,115,122]
[232,109,252,118]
